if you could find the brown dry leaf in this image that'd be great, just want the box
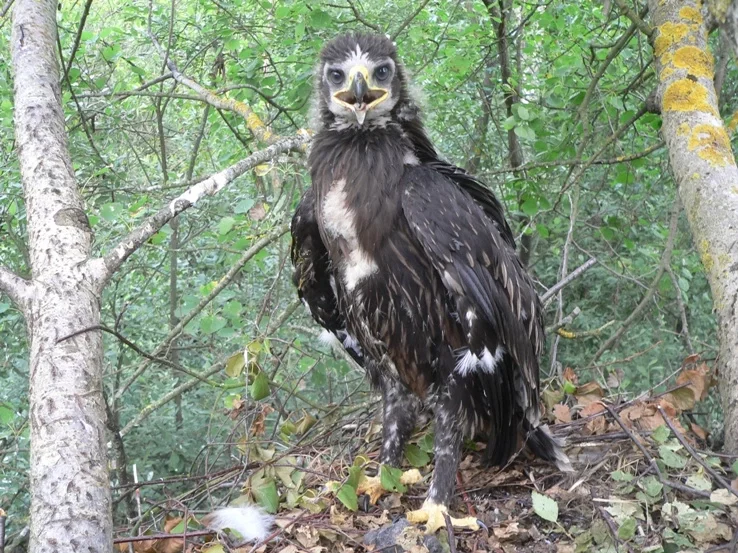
[562,367,578,385]
[553,403,572,423]
[584,413,607,435]
[580,402,606,418]
[664,387,696,412]
[691,422,709,440]
[249,203,267,221]
[677,364,712,401]
[250,405,274,436]
[575,381,604,407]
[156,519,184,553]
[731,478,738,491]
[330,505,349,526]
[682,353,700,366]
[295,526,321,548]
[493,521,528,543]
[606,368,624,389]
[556,544,575,553]
[277,547,299,553]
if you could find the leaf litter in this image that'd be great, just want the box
[113,356,737,552]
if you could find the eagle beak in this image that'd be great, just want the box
[333,66,389,126]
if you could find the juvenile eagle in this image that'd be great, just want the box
[291,33,571,532]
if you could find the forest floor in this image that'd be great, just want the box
[115,358,738,553]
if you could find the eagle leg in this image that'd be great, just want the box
[407,391,479,533]
[379,377,419,466]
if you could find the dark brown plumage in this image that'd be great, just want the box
[291,33,571,530]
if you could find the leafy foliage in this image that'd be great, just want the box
[0,0,736,549]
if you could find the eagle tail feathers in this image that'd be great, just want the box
[524,423,573,472]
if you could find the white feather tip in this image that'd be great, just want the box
[202,505,273,542]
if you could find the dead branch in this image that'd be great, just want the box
[657,406,738,501]
[541,257,598,305]
[89,135,307,288]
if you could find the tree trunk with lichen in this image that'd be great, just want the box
[10,0,112,550]
[649,0,738,452]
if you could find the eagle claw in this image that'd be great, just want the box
[406,500,480,534]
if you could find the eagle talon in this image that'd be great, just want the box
[406,500,480,534]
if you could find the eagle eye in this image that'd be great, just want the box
[374,65,390,82]
[328,69,344,85]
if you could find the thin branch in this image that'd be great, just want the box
[657,406,738,501]
[148,28,291,144]
[89,134,308,287]
[113,224,290,402]
[0,266,32,313]
[591,199,680,363]
[0,0,14,18]
[61,0,94,83]
[612,0,653,37]
[541,257,598,305]
[390,0,431,41]
[57,324,216,385]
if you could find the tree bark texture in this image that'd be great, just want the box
[11,0,112,550]
[649,0,738,452]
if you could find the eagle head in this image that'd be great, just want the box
[316,33,409,128]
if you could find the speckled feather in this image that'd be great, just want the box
[291,33,570,509]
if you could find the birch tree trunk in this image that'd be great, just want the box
[9,0,112,550]
[649,0,738,451]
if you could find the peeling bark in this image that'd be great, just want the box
[649,0,738,452]
[11,0,111,550]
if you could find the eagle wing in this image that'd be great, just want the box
[290,187,363,364]
[401,165,544,423]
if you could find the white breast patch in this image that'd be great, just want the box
[322,179,378,292]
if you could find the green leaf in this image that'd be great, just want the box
[0,403,14,425]
[218,216,236,235]
[732,460,738,476]
[563,381,577,395]
[517,105,531,120]
[0,302,10,314]
[532,490,558,522]
[380,465,406,494]
[404,444,430,467]
[521,198,538,216]
[640,475,663,497]
[652,425,670,443]
[417,433,434,453]
[100,203,122,222]
[200,315,226,334]
[617,517,636,540]
[250,372,270,400]
[234,198,256,214]
[225,352,245,378]
[659,446,687,469]
[610,470,634,482]
[337,483,358,511]
[252,477,279,513]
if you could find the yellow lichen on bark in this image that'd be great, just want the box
[727,111,738,134]
[678,6,703,24]
[654,22,689,57]
[688,124,734,167]
[677,122,691,135]
[662,79,717,116]
[672,46,714,78]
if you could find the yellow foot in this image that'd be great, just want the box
[406,500,480,533]
[356,468,423,505]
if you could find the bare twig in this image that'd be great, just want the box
[89,134,308,287]
[657,406,738,501]
[612,0,653,36]
[542,258,598,305]
[61,0,94,83]
[390,0,431,41]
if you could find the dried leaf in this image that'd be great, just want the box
[553,403,572,423]
[574,381,604,406]
[664,387,696,411]
[562,366,578,385]
[249,203,267,221]
[710,488,738,506]
[579,402,606,418]
[691,422,709,440]
[606,368,624,389]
